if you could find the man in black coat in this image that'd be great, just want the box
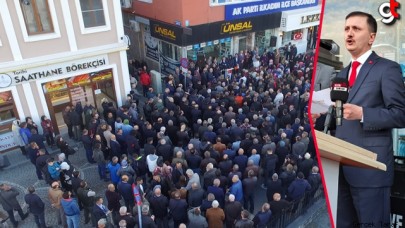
[110,135,122,159]
[270,193,291,216]
[116,206,136,228]
[81,129,94,163]
[135,205,157,228]
[224,194,243,228]
[71,171,82,197]
[169,191,188,228]
[148,187,169,228]
[24,186,46,228]
[77,181,96,224]
[35,149,51,184]
[187,182,205,208]
[70,106,82,141]
[266,173,283,202]
[28,129,47,150]
[156,138,172,163]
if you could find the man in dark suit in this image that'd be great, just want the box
[334,11,405,227]
[92,196,109,226]
[24,186,46,228]
[169,191,188,228]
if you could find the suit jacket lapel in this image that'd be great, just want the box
[347,52,379,102]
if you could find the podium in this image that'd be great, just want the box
[315,130,387,227]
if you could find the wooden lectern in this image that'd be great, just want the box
[315,130,387,227]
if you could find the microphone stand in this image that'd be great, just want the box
[324,105,334,134]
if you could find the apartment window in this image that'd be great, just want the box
[79,0,106,28]
[20,0,54,35]
[76,0,110,34]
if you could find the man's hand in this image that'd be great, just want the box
[343,103,363,120]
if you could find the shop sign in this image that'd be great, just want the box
[193,44,200,49]
[200,42,206,48]
[0,55,109,88]
[225,0,318,20]
[213,40,219,45]
[160,53,180,77]
[378,1,400,25]
[207,41,213,46]
[0,132,16,151]
[150,20,183,45]
[221,21,253,35]
[301,13,320,24]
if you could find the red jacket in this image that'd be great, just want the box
[139,72,151,86]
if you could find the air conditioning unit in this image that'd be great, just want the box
[121,0,132,8]
[129,20,140,32]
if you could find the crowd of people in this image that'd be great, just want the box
[0,45,323,228]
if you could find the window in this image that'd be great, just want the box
[160,41,180,61]
[19,0,54,35]
[80,0,106,28]
[121,0,132,8]
[76,0,110,33]
[138,0,152,3]
[210,0,261,6]
[0,91,18,134]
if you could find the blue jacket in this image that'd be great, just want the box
[19,128,31,144]
[48,163,61,179]
[287,179,311,201]
[117,181,134,202]
[107,162,121,184]
[61,198,80,216]
[253,210,272,228]
[229,180,243,203]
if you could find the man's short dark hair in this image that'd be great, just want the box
[346,11,377,33]
[28,186,35,193]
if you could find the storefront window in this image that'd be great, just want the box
[160,41,180,61]
[0,91,18,134]
[42,69,116,134]
[187,39,231,62]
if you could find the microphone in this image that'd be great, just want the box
[330,77,349,126]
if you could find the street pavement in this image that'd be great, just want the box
[0,136,329,228]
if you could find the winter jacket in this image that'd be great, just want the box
[0,188,21,211]
[61,198,80,216]
[107,162,121,184]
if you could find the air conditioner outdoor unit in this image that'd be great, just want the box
[129,20,140,32]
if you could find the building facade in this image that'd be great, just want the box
[0,0,130,151]
[122,0,320,76]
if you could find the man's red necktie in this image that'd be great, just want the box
[349,61,361,87]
